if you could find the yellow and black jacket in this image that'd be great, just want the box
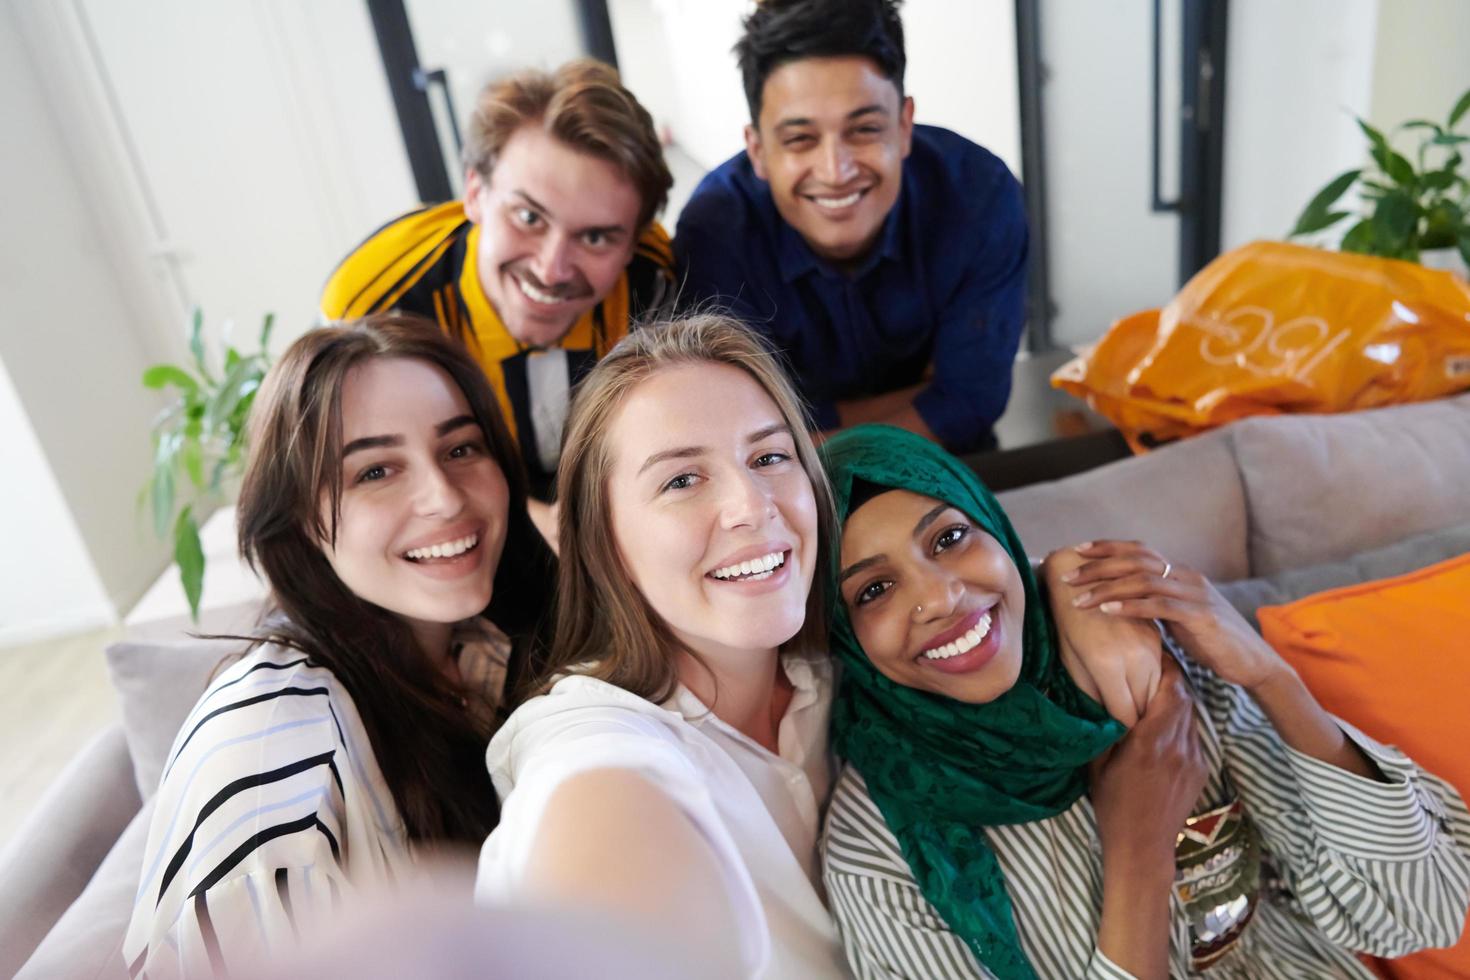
[321,201,674,497]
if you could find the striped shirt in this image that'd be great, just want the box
[822,645,1470,979]
[123,626,510,978]
[320,203,675,497]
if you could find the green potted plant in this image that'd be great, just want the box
[142,309,274,620]
[1290,87,1470,271]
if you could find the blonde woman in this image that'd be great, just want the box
[474,314,848,977]
[474,315,1158,977]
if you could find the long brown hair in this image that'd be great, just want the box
[236,313,555,842]
[543,313,836,703]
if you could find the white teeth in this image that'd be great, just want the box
[405,534,478,561]
[922,611,993,661]
[516,277,564,305]
[812,191,862,210]
[711,550,786,581]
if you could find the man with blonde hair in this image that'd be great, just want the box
[323,59,675,505]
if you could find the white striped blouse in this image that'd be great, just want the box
[822,646,1470,979]
[122,625,508,979]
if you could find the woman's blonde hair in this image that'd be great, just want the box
[544,313,837,702]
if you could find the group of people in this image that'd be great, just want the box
[124,1,1470,978]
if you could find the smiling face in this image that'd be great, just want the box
[321,357,510,652]
[745,55,913,267]
[605,361,819,669]
[838,489,1025,702]
[464,123,642,347]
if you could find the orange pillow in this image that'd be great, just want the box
[1258,551,1470,980]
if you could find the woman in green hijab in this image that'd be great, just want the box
[819,425,1470,980]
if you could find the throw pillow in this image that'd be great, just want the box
[1217,520,1470,629]
[104,636,247,799]
[1231,391,1470,575]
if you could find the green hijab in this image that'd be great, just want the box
[822,425,1123,980]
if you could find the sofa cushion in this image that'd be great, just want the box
[1231,392,1470,575]
[104,636,246,799]
[17,798,154,980]
[0,725,139,978]
[1217,520,1470,629]
[998,426,1249,582]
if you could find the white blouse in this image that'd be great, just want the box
[477,653,850,979]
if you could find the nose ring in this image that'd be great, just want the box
[914,603,924,615]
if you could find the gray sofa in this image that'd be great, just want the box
[5,391,1469,979]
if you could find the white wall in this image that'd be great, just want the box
[75,0,417,353]
[610,0,748,171]
[408,0,586,199]
[0,360,114,648]
[1,0,418,641]
[1221,0,1380,251]
[0,2,172,620]
[1038,0,1181,346]
[905,0,1020,175]
[1369,0,1470,147]
[609,0,1021,174]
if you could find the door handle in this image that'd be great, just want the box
[1151,0,1180,213]
[413,67,464,157]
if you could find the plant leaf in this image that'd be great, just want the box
[1384,149,1416,187]
[1358,117,1392,168]
[150,459,175,538]
[1292,209,1352,236]
[1458,229,1470,267]
[1373,191,1419,251]
[142,364,199,393]
[174,506,206,622]
[1433,133,1470,147]
[204,355,261,437]
[1422,170,1458,191]
[1450,87,1470,130]
[1401,119,1443,136]
[182,438,206,489]
[1290,169,1361,236]
[188,308,210,380]
[1340,218,1376,254]
[1422,228,1457,250]
[259,312,276,353]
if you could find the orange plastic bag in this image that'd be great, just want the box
[1053,241,1470,451]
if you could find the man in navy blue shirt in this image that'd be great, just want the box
[674,0,1028,452]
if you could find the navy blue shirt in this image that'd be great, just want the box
[674,125,1028,453]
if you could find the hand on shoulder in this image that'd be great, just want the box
[1042,546,1162,727]
[1063,540,1290,692]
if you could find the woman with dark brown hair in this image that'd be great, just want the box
[123,314,554,978]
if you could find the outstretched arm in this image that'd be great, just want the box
[523,769,750,965]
